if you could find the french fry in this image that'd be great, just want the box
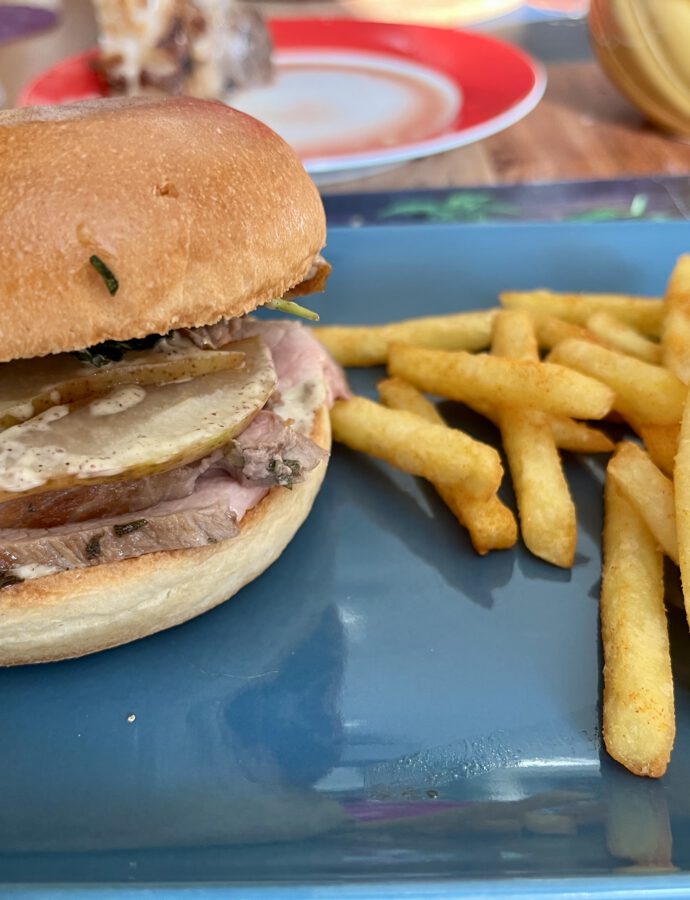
[607,442,678,564]
[586,312,662,365]
[458,393,613,454]
[314,310,496,367]
[674,391,690,629]
[549,417,614,454]
[631,422,679,478]
[548,338,686,426]
[378,376,441,422]
[492,311,576,568]
[662,254,690,384]
[532,314,602,352]
[387,343,615,421]
[491,308,539,360]
[601,472,674,778]
[501,290,663,337]
[330,396,502,499]
[378,377,517,554]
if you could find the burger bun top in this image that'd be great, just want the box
[0,97,326,362]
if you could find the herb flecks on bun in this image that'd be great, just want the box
[0,97,347,666]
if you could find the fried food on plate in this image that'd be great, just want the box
[549,338,686,426]
[315,310,496,367]
[378,377,517,554]
[674,391,690,629]
[586,311,662,365]
[491,310,576,568]
[607,441,678,564]
[330,396,503,500]
[601,471,674,778]
[501,289,663,336]
[662,254,690,384]
[387,342,615,420]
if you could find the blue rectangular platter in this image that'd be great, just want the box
[4,221,690,898]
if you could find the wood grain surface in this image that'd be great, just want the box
[324,61,690,194]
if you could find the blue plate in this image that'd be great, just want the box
[4,222,690,898]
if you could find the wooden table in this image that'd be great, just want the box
[3,0,690,195]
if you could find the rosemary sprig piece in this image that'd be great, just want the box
[90,255,119,296]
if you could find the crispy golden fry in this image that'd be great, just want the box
[601,473,674,778]
[607,442,678,564]
[436,485,517,555]
[378,377,440,422]
[630,422,679,478]
[662,255,690,384]
[491,308,538,360]
[532,314,602,352]
[492,311,576,568]
[378,377,517,554]
[586,312,662,365]
[501,290,663,337]
[500,409,576,567]
[314,310,496,367]
[674,391,690,628]
[330,396,502,499]
[459,393,613,454]
[549,338,686,426]
[387,342,615,420]
[549,417,614,454]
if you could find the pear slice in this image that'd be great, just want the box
[0,337,245,430]
[0,337,276,502]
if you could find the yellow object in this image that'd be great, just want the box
[341,0,522,26]
[589,0,690,136]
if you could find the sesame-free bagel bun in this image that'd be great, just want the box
[0,406,330,666]
[0,97,326,363]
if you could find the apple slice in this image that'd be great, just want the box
[0,337,276,501]
[0,337,245,429]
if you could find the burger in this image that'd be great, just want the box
[0,96,346,666]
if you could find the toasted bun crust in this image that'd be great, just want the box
[0,98,326,362]
[0,406,330,666]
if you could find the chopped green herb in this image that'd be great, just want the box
[86,533,104,560]
[0,572,23,589]
[89,255,119,295]
[267,457,301,488]
[284,459,301,476]
[266,298,320,322]
[113,519,148,536]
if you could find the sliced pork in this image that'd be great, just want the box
[0,321,346,583]
[222,410,327,487]
[0,455,217,530]
[0,472,240,575]
[186,317,350,406]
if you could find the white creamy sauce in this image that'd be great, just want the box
[273,378,326,435]
[8,401,35,422]
[49,390,61,404]
[89,385,147,417]
[11,563,61,581]
[0,442,74,492]
[21,405,70,432]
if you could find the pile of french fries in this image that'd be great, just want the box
[314,254,690,781]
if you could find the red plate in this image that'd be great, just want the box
[19,19,545,185]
